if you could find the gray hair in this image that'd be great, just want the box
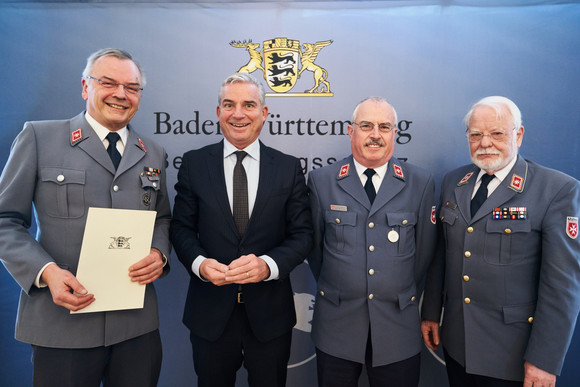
[82,48,146,87]
[218,73,266,107]
[464,96,522,130]
[351,96,398,124]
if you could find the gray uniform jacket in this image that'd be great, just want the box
[0,112,171,348]
[308,155,436,367]
[422,155,580,381]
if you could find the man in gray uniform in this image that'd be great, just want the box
[307,97,437,386]
[0,48,171,386]
[422,96,580,386]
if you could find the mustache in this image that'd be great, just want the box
[474,149,501,156]
[364,139,385,147]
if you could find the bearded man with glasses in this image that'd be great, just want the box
[422,96,580,387]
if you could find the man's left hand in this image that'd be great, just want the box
[524,361,556,387]
[129,248,164,285]
[226,254,270,284]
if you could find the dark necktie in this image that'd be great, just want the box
[106,132,122,170]
[363,168,376,204]
[470,173,495,217]
[233,151,249,235]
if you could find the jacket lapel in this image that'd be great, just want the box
[208,141,240,237]
[370,157,406,217]
[116,125,146,176]
[70,113,115,174]
[336,156,370,210]
[454,167,479,223]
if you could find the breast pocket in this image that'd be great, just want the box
[324,210,357,255]
[484,220,532,265]
[40,167,86,219]
[385,212,417,256]
[139,174,160,209]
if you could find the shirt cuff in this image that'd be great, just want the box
[192,256,208,281]
[260,255,279,281]
[35,262,56,288]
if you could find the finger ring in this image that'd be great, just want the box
[246,272,249,278]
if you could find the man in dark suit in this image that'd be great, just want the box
[422,96,580,386]
[170,73,312,387]
[307,97,437,387]
[0,48,171,386]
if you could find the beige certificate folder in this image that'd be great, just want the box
[71,207,156,314]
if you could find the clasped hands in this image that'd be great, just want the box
[41,248,165,312]
[199,254,270,286]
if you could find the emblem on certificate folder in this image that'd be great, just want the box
[230,37,333,96]
[109,236,132,249]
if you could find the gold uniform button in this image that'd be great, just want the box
[463,275,470,282]
[410,296,416,302]
[402,219,408,225]
[368,222,375,229]
[319,291,325,296]
[335,218,341,224]
[464,251,471,258]
[368,269,375,275]
[528,317,534,324]
[113,185,119,192]
[504,228,512,234]
[467,227,474,233]
[368,294,374,300]
[464,298,471,304]
[57,174,65,182]
[369,245,375,252]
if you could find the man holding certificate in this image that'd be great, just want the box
[0,48,171,387]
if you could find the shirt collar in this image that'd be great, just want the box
[223,138,260,161]
[85,112,128,145]
[352,158,389,180]
[476,155,518,183]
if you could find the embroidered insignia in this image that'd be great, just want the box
[338,164,350,179]
[566,216,578,239]
[458,172,474,186]
[431,206,436,224]
[71,128,83,144]
[393,164,404,179]
[138,138,147,153]
[510,174,524,192]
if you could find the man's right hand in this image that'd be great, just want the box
[41,264,95,311]
[199,258,231,286]
[421,319,441,350]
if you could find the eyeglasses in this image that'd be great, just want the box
[466,128,515,143]
[353,121,395,133]
[85,76,143,95]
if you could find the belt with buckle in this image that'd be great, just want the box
[237,291,244,303]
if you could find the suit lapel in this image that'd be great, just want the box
[208,141,239,237]
[250,142,275,227]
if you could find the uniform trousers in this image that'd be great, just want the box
[316,330,421,387]
[190,302,292,387]
[32,329,162,387]
[444,349,522,387]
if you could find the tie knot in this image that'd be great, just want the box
[235,150,247,164]
[480,173,495,187]
[364,168,376,179]
[106,132,120,146]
